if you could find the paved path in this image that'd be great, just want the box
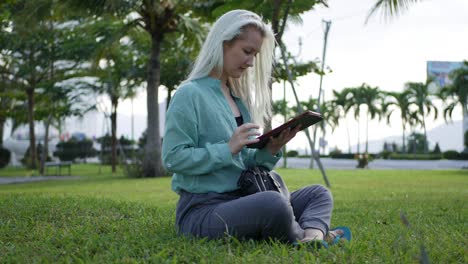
[0,176,82,185]
[2,158,466,185]
[276,158,468,170]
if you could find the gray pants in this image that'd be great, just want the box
[175,185,333,243]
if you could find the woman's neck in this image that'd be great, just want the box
[209,71,229,93]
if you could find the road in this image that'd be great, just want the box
[276,157,468,170]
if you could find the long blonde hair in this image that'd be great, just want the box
[186,9,275,127]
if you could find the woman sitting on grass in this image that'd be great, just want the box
[162,9,350,248]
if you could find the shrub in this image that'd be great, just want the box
[441,150,468,160]
[286,150,299,157]
[21,144,54,168]
[0,146,11,168]
[54,139,97,162]
[330,153,355,159]
[389,153,442,160]
[459,152,468,160]
[97,135,136,165]
[329,147,342,156]
[380,150,393,159]
[432,143,441,154]
[121,151,145,178]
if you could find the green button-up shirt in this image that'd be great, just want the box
[162,76,281,194]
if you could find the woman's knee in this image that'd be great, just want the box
[308,184,333,202]
[253,191,292,221]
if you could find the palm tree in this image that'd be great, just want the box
[299,98,339,155]
[360,84,382,153]
[88,21,144,173]
[384,90,412,153]
[405,81,438,153]
[318,100,340,154]
[345,86,366,154]
[332,88,353,153]
[439,61,468,122]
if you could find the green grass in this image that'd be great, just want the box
[0,164,467,263]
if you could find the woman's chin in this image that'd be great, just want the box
[229,70,245,79]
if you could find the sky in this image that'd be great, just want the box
[111,0,468,152]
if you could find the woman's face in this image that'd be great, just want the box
[223,27,263,79]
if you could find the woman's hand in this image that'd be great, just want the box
[266,125,302,155]
[228,123,261,155]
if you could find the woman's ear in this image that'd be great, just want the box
[223,41,231,50]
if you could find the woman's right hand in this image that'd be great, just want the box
[228,123,261,154]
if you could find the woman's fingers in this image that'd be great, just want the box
[239,123,260,131]
[229,123,261,154]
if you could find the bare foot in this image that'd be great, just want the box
[300,228,324,243]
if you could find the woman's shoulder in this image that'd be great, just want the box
[173,79,207,98]
[169,79,209,110]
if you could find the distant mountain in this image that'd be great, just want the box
[352,120,463,153]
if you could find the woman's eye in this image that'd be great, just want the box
[243,49,252,55]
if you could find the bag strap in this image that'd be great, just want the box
[269,170,290,200]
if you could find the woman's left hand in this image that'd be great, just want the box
[266,125,302,155]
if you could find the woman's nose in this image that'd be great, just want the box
[246,56,254,67]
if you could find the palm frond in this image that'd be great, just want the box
[366,0,421,24]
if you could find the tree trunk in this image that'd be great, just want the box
[111,97,118,173]
[0,117,5,146]
[278,42,330,187]
[39,115,52,175]
[357,116,361,155]
[345,117,352,154]
[26,88,37,169]
[281,84,288,166]
[143,34,165,177]
[422,114,428,153]
[166,86,173,110]
[365,113,369,153]
[264,0,289,133]
[402,122,406,153]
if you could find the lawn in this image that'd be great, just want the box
[0,164,466,263]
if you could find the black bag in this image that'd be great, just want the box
[237,166,290,199]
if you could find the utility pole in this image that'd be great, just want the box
[279,42,331,188]
[312,20,331,166]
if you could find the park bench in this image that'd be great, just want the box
[44,161,72,176]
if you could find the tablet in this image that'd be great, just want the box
[246,110,323,149]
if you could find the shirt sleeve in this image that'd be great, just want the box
[162,107,234,176]
[244,146,282,170]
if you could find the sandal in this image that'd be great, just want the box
[326,226,352,246]
[293,226,351,250]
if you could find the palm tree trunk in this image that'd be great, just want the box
[111,98,118,173]
[422,114,428,153]
[26,88,37,169]
[143,33,165,177]
[365,113,369,153]
[345,118,351,154]
[357,117,361,155]
[402,123,406,153]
